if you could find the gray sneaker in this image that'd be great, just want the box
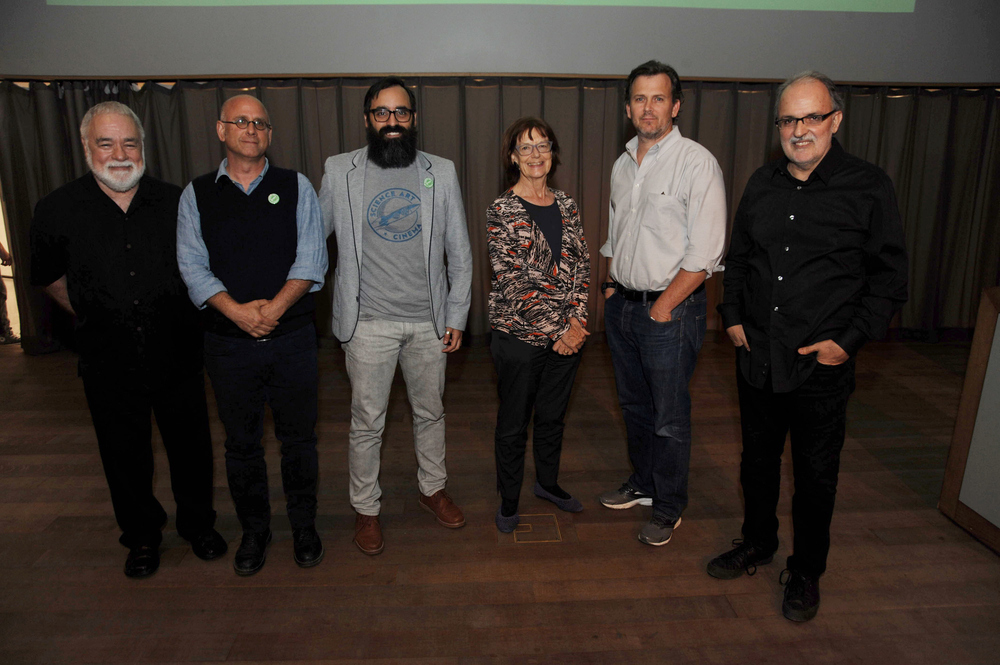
[638,514,681,546]
[599,483,653,509]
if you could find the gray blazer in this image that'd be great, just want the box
[318,148,473,343]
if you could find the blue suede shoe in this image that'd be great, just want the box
[495,505,520,533]
[533,482,584,513]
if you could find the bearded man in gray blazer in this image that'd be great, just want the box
[319,77,473,556]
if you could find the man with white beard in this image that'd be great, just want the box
[30,101,225,579]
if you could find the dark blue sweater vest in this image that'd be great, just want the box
[193,166,313,337]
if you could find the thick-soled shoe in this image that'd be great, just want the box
[354,514,384,555]
[292,526,324,568]
[638,514,682,546]
[233,530,272,576]
[186,529,228,561]
[495,505,520,533]
[599,483,653,509]
[780,569,821,622]
[707,539,775,580]
[533,482,584,513]
[419,489,466,528]
[0,334,20,345]
[124,545,160,578]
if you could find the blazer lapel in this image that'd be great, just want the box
[347,150,366,262]
[417,152,433,261]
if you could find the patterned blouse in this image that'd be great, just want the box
[487,188,590,346]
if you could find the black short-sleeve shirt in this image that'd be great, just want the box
[30,173,203,376]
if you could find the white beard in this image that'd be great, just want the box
[86,150,145,193]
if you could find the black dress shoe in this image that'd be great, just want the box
[233,530,272,576]
[124,545,160,578]
[292,526,324,568]
[187,529,228,561]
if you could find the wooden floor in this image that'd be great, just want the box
[1,336,998,664]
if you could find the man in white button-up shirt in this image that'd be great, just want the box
[598,60,727,547]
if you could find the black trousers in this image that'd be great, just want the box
[204,324,319,533]
[82,367,217,549]
[491,330,582,502]
[737,359,855,577]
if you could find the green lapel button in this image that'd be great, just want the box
[423,177,433,188]
[268,193,280,204]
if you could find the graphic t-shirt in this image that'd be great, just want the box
[359,163,431,321]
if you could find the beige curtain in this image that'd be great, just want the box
[2,78,998,353]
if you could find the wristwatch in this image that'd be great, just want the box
[601,281,616,294]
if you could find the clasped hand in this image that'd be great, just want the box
[554,317,589,356]
[234,299,279,338]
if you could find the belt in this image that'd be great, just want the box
[615,282,705,302]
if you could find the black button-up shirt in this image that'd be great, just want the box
[30,173,203,377]
[718,138,908,393]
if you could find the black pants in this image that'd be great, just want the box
[491,330,582,502]
[204,324,319,533]
[82,367,217,549]
[737,359,855,577]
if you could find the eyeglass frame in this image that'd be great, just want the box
[219,118,272,131]
[774,110,838,130]
[513,141,554,156]
[369,107,414,122]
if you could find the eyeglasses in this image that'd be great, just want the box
[369,107,413,122]
[774,111,837,130]
[220,118,271,131]
[514,141,553,156]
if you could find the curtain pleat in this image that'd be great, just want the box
[2,77,998,354]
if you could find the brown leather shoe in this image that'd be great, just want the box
[419,489,466,528]
[354,513,384,555]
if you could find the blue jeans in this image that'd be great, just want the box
[203,324,319,533]
[604,288,707,520]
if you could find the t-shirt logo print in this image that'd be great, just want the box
[367,188,421,242]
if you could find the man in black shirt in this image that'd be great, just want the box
[711,72,908,622]
[30,101,225,578]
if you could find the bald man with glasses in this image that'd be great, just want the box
[711,71,908,622]
[177,94,328,576]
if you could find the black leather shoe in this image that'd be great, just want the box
[233,530,271,576]
[187,529,228,561]
[780,568,821,622]
[124,545,160,578]
[292,526,324,568]
[707,538,775,580]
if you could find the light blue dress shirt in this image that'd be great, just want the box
[177,159,328,308]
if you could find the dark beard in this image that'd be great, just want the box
[366,124,418,168]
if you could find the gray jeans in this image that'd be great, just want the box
[343,317,448,515]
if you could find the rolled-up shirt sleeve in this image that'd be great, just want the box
[176,183,227,309]
[679,156,728,277]
[287,173,328,290]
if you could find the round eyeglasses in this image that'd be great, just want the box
[514,141,553,156]
[774,111,836,130]
[370,107,413,122]
[220,118,271,131]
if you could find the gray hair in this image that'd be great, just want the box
[79,101,145,144]
[774,71,844,119]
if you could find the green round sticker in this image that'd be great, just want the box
[423,178,433,188]
[268,193,280,204]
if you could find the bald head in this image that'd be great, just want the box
[220,94,269,123]
[217,94,272,163]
